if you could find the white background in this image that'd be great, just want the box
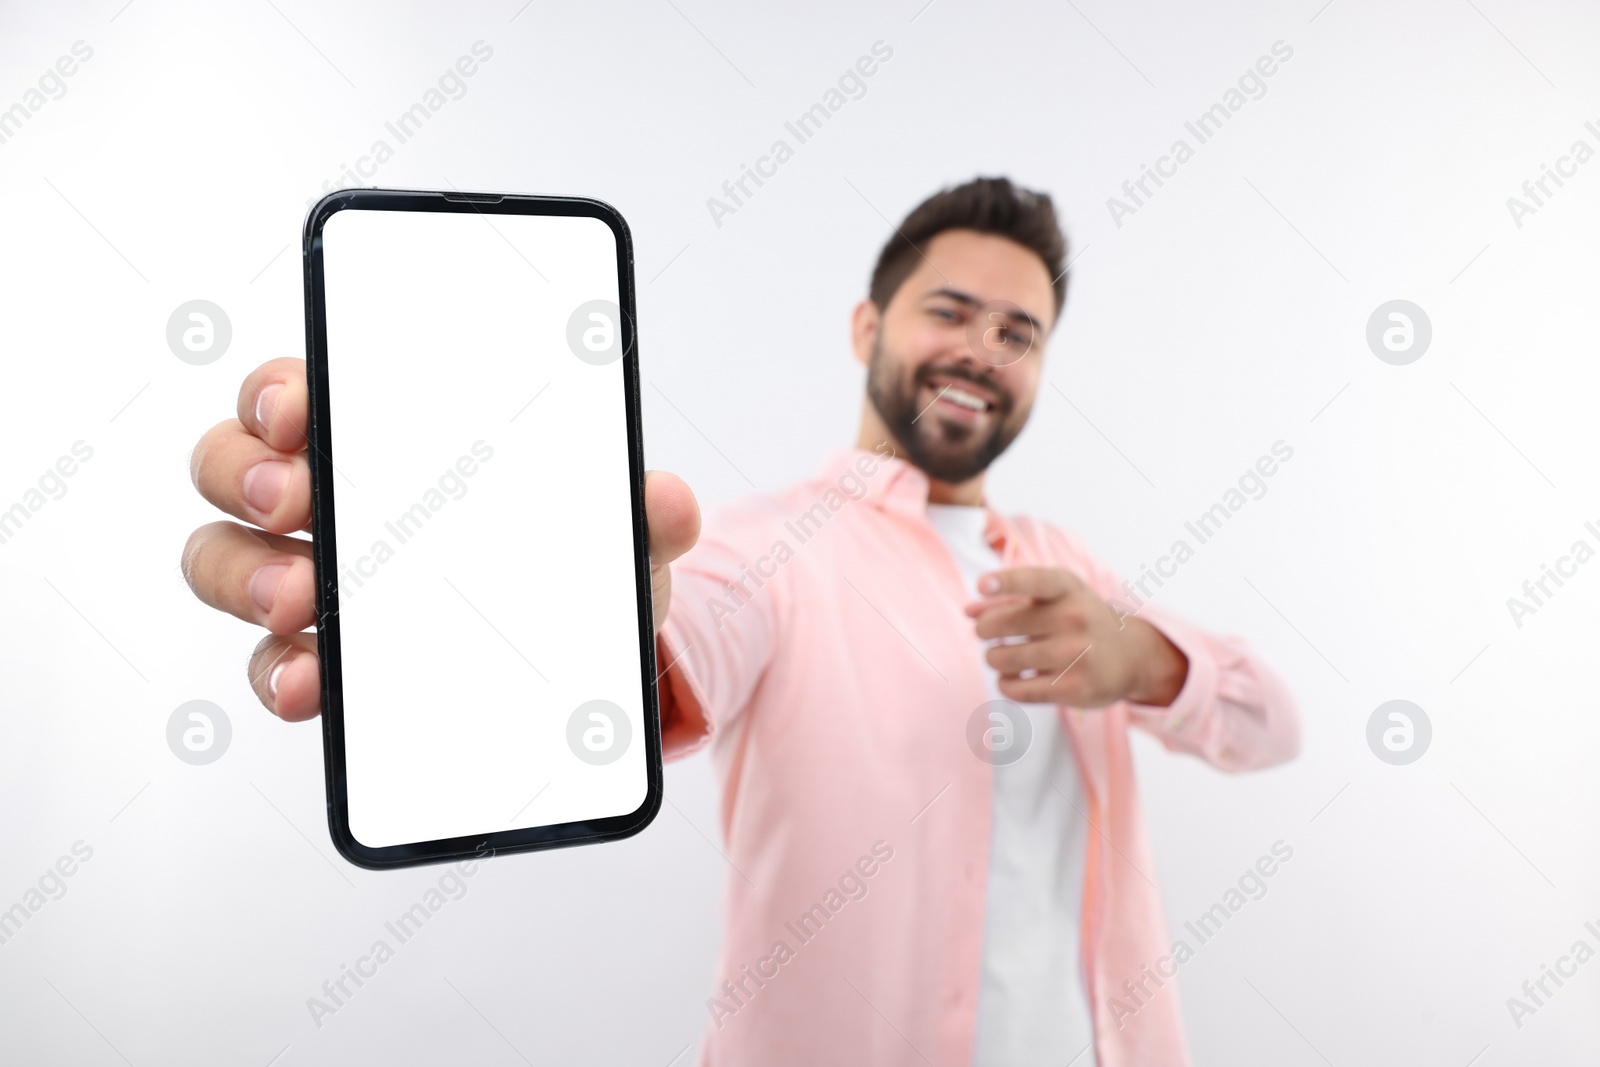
[0,0,1596,1064]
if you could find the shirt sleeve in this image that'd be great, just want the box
[655,497,785,762]
[1044,521,1302,773]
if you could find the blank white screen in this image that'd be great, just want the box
[319,206,648,849]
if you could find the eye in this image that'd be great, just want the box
[929,305,962,322]
[984,314,1033,349]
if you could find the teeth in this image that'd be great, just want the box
[940,384,989,411]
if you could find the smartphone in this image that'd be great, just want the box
[301,188,661,869]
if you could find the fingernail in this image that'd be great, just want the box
[249,562,290,613]
[979,574,999,594]
[243,460,291,515]
[255,383,283,433]
[267,660,289,702]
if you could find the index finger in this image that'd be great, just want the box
[977,566,1083,601]
[237,357,310,454]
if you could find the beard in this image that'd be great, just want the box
[864,333,1028,486]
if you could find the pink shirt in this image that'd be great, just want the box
[656,444,1301,1067]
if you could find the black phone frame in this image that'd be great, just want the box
[302,187,662,870]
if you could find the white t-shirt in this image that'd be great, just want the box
[923,502,1096,1067]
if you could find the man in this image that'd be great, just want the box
[183,176,1300,1066]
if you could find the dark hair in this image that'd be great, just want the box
[869,176,1068,320]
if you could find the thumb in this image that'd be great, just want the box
[645,469,700,568]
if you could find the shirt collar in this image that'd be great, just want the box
[816,445,1013,555]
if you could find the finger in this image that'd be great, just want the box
[236,357,310,454]
[646,470,699,567]
[970,599,1079,640]
[978,566,1082,602]
[190,418,312,534]
[986,635,1085,676]
[962,593,1031,619]
[248,631,321,721]
[182,520,316,634]
[998,671,1087,707]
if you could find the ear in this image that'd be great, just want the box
[850,299,880,368]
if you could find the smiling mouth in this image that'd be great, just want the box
[924,375,998,413]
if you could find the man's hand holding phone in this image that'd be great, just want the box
[181,356,701,724]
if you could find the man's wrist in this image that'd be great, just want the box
[1123,619,1189,707]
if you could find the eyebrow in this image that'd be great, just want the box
[922,287,1043,333]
